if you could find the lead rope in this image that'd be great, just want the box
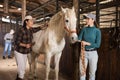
[80,42,86,76]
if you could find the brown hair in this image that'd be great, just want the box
[23,19,29,29]
[94,21,99,28]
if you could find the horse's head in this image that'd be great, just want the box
[61,7,78,43]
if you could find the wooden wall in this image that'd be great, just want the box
[96,28,120,80]
[0,20,119,80]
[0,21,17,46]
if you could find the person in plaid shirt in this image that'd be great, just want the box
[14,15,47,80]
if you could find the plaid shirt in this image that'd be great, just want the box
[14,27,41,54]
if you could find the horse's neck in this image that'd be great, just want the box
[49,12,65,43]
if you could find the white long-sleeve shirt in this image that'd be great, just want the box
[4,33,13,43]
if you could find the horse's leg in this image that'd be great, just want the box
[54,52,62,80]
[33,56,38,79]
[45,53,51,80]
[28,53,33,79]
[28,53,37,79]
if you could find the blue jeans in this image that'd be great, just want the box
[3,41,12,56]
[79,51,98,80]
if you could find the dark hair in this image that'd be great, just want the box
[23,19,29,29]
[94,21,99,28]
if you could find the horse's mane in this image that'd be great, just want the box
[48,11,66,43]
[49,11,64,28]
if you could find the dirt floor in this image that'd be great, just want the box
[0,46,68,80]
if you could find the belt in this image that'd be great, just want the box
[6,38,11,40]
[85,49,96,51]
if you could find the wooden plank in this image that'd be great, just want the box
[4,0,8,13]
[0,8,22,13]
[22,0,26,22]
[28,0,55,15]
[73,0,80,80]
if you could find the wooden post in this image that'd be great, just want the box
[71,42,80,80]
[0,16,2,45]
[22,0,26,23]
[4,0,8,13]
[115,0,119,27]
[96,0,100,26]
[15,17,19,32]
[56,0,59,13]
[43,9,46,25]
[73,0,80,33]
[73,0,80,80]
[10,15,12,29]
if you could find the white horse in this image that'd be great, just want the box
[29,7,77,80]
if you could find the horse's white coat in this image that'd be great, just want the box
[29,7,77,80]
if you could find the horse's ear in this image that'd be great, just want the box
[72,6,75,12]
[61,6,66,13]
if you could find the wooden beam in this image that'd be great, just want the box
[28,0,55,15]
[88,0,96,3]
[35,12,54,19]
[0,8,22,13]
[22,0,26,22]
[4,0,8,13]
[80,1,119,14]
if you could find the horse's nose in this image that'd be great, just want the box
[71,37,74,40]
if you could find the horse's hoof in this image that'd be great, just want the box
[34,76,38,79]
[28,73,32,76]
[28,76,33,80]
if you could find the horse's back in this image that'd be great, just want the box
[32,28,65,55]
[32,29,48,54]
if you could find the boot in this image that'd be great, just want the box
[8,55,12,59]
[15,74,23,80]
[3,56,6,59]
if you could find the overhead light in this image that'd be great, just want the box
[18,8,22,11]
[6,16,9,18]
[100,0,113,4]
[2,17,10,22]
[2,17,16,23]
[93,4,96,6]
[0,4,3,7]
[45,16,50,19]
[36,16,50,22]
[80,9,82,11]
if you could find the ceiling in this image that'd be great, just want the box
[0,0,119,21]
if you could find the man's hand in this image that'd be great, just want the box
[40,23,48,30]
[31,42,35,46]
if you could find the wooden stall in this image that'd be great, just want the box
[0,0,119,80]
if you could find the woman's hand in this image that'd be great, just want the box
[81,41,91,46]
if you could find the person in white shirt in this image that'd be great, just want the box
[3,29,14,59]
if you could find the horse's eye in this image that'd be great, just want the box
[65,20,69,23]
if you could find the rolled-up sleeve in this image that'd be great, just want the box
[31,27,41,33]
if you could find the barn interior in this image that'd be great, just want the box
[0,0,120,80]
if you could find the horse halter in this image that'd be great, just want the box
[63,14,76,34]
[64,26,76,34]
